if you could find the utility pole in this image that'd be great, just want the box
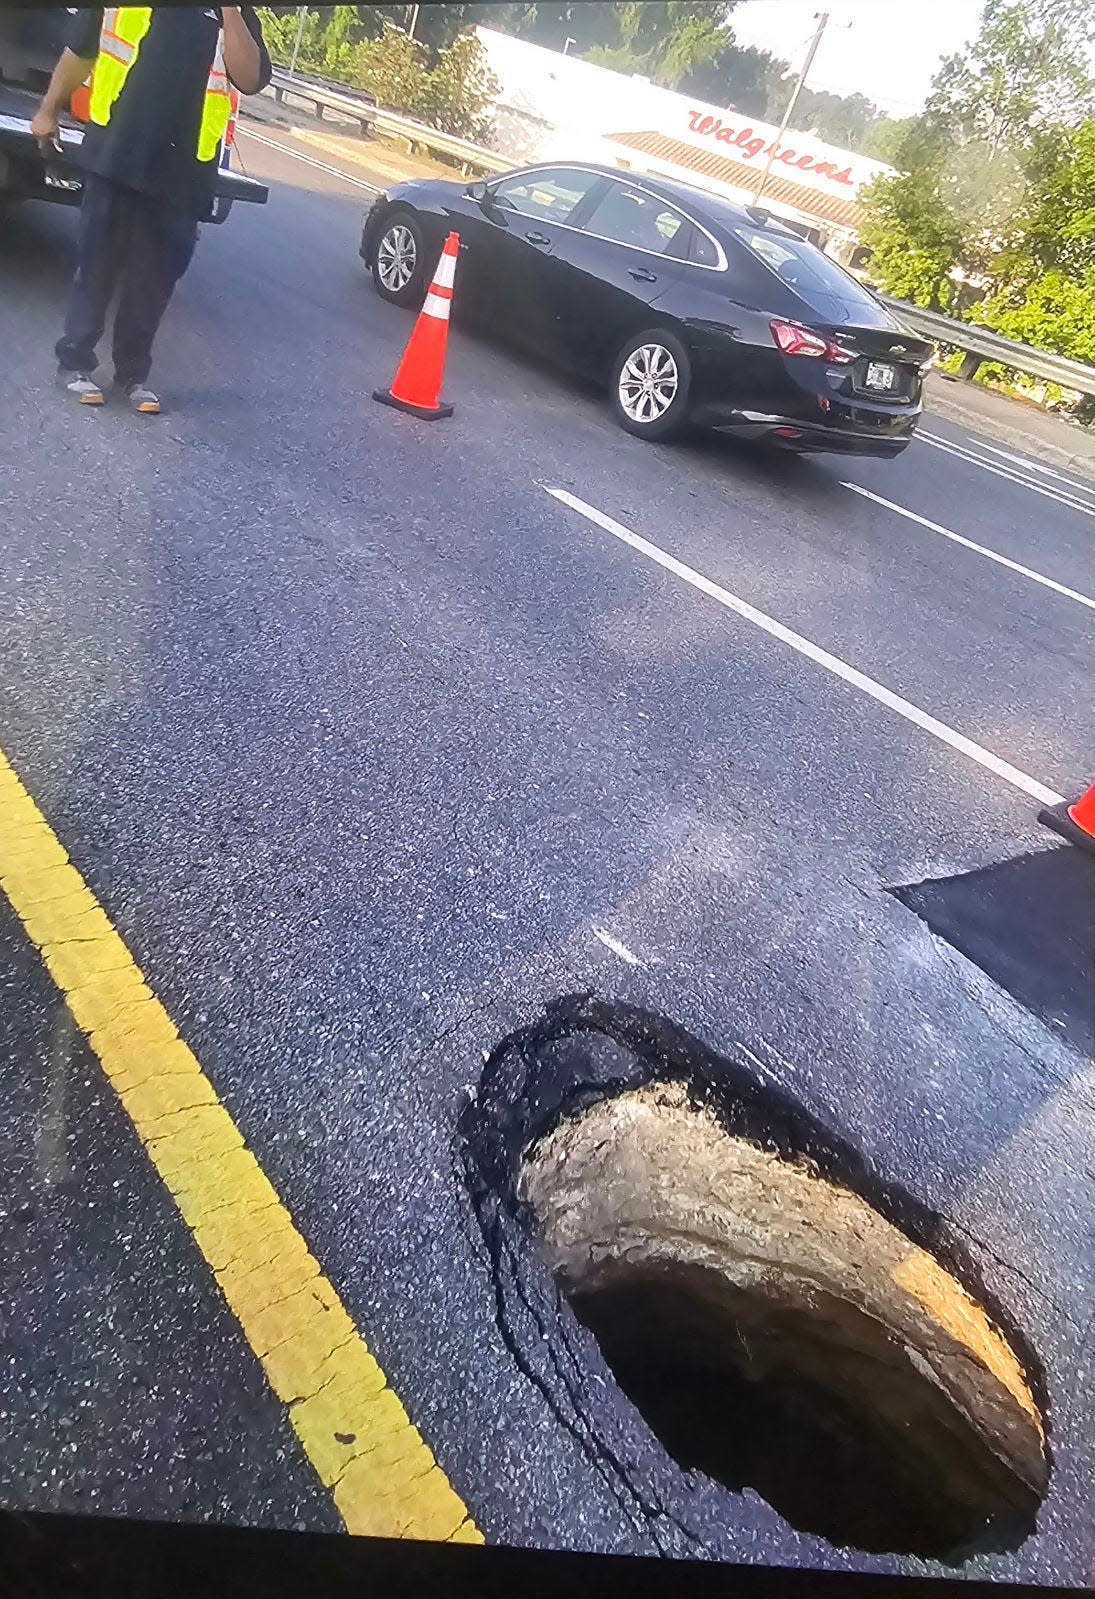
[752,10,829,207]
[288,5,307,79]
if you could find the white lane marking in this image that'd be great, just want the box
[918,432,1095,520]
[592,927,643,966]
[842,481,1095,613]
[237,126,380,193]
[980,444,1095,498]
[547,487,1064,808]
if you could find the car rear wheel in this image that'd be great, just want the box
[611,330,692,441]
[371,212,427,307]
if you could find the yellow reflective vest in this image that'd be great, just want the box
[87,7,232,164]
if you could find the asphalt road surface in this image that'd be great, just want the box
[1,124,1094,1585]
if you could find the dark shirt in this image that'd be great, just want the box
[66,6,270,220]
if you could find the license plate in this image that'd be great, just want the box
[865,361,896,391]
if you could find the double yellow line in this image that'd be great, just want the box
[0,749,480,1543]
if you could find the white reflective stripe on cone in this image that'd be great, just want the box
[422,291,452,320]
[432,249,458,291]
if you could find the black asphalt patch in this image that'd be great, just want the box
[892,847,1095,1061]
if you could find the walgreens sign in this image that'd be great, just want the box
[682,107,887,195]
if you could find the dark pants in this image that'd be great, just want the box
[56,173,199,388]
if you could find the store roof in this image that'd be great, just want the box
[607,130,869,231]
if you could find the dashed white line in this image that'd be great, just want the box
[592,927,643,966]
[237,126,380,193]
[918,431,1095,520]
[547,486,1064,809]
[842,481,1095,613]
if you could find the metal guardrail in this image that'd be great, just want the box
[879,294,1095,398]
[268,68,505,176]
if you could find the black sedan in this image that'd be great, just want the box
[360,162,932,455]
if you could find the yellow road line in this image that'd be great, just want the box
[0,748,481,1544]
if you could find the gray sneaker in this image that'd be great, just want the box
[58,368,105,406]
[123,383,161,415]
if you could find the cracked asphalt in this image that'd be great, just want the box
[1,122,1094,1584]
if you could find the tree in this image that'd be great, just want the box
[860,116,919,165]
[1008,116,1095,281]
[678,34,881,144]
[258,7,378,79]
[257,6,329,69]
[582,3,737,88]
[420,30,501,139]
[926,0,1094,153]
[793,86,881,149]
[353,22,431,112]
[682,41,787,116]
[859,0,1095,302]
[858,163,965,308]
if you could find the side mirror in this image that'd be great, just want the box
[465,180,491,204]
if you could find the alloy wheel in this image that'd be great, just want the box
[618,342,679,424]
[377,224,417,292]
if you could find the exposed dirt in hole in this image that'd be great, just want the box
[460,995,1052,1565]
[520,1082,1047,1560]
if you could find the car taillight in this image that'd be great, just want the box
[770,320,854,363]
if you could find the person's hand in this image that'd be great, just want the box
[31,105,60,146]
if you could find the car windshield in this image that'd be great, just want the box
[734,225,884,323]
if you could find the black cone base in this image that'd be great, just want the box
[372,388,454,421]
[1038,799,1095,856]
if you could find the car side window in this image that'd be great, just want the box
[490,169,598,225]
[583,185,690,256]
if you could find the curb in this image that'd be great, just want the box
[926,380,1095,481]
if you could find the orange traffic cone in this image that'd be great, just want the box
[373,232,458,420]
[1039,780,1095,856]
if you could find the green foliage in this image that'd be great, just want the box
[857,165,964,309]
[683,42,787,120]
[1008,117,1095,282]
[858,0,1095,365]
[925,0,1094,153]
[578,3,735,90]
[257,7,371,80]
[792,86,882,150]
[859,116,919,165]
[255,10,499,138]
[502,1,882,143]
[353,23,430,111]
[418,30,500,139]
[974,268,1095,363]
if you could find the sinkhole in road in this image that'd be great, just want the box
[463,997,1049,1563]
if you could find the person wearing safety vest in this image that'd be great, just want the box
[32,7,270,414]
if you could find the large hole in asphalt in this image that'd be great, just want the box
[515,1075,1048,1561]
